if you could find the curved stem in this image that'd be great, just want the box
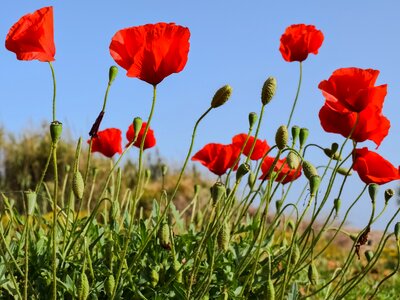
[48,62,57,122]
[286,62,302,128]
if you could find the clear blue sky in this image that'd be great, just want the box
[1,1,400,229]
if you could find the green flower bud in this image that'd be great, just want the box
[291,125,300,145]
[334,198,341,215]
[261,76,277,105]
[236,163,250,181]
[299,128,309,148]
[287,219,295,231]
[384,189,395,204]
[50,121,62,144]
[77,272,89,300]
[286,151,299,169]
[150,269,159,287]
[323,148,342,160]
[105,274,115,297]
[368,184,379,203]
[364,250,374,262]
[161,164,168,176]
[309,175,321,197]
[308,262,319,285]
[248,112,258,128]
[173,259,183,283]
[302,160,318,180]
[211,182,226,205]
[108,66,118,84]
[248,172,256,189]
[394,222,400,241]
[72,170,85,199]
[25,191,37,216]
[218,222,230,251]
[275,199,284,212]
[337,167,352,176]
[211,85,232,108]
[133,117,143,142]
[275,125,288,150]
[158,222,170,249]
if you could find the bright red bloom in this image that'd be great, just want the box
[109,22,190,85]
[319,68,390,147]
[126,122,156,150]
[191,143,240,176]
[89,128,122,158]
[232,133,270,161]
[260,156,302,184]
[353,147,400,185]
[5,7,55,62]
[279,24,324,62]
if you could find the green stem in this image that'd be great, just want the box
[48,62,57,122]
[51,144,58,300]
[286,62,302,128]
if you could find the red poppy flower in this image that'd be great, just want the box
[109,22,190,85]
[5,7,55,62]
[353,147,400,185]
[319,68,390,147]
[260,156,302,184]
[319,68,387,113]
[126,122,156,150]
[279,24,324,62]
[232,133,269,160]
[191,143,240,176]
[89,128,122,158]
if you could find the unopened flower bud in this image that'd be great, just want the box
[337,167,352,176]
[105,274,115,297]
[150,269,159,287]
[211,182,226,205]
[384,189,395,204]
[133,117,143,141]
[364,250,374,262]
[261,76,277,105]
[158,222,170,249]
[50,121,62,144]
[248,112,258,128]
[299,128,309,148]
[25,191,37,216]
[211,85,232,108]
[275,125,288,150]
[248,172,256,189]
[308,262,319,285]
[236,163,250,181]
[286,151,299,169]
[334,198,341,215]
[108,66,118,84]
[275,199,284,212]
[291,125,300,145]
[72,171,85,199]
[302,160,318,180]
[323,148,342,160]
[309,175,321,197]
[77,272,89,300]
[394,222,400,241]
[217,222,230,251]
[368,184,379,203]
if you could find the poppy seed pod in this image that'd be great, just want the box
[384,188,395,204]
[275,125,288,150]
[50,121,62,144]
[261,76,277,105]
[236,163,250,181]
[291,125,300,145]
[211,85,232,108]
[299,128,309,148]
[211,182,226,205]
[302,160,318,180]
[133,117,143,141]
[109,66,118,84]
[368,184,379,203]
[248,112,258,128]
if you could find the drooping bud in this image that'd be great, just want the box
[384,189,395,204]
[364,250,374,262]
[275,199,284,212]
[248,112,258,128]
[337,167,352,176]
[133,117,143,142]
[261,76,277,105]
[275,125,288,150]
[236,163,250,181]
[286,151,299,169]
[211,85,232,108]
[105,274,115,297]
[72,170,85,199]
[334,198,341,215]
[108,66,118,84]
[50,121,63,144]
[158,222,170,249]
[25,191,37,216]
[211,182,226,205]
[77,272,89,300]
[309,175,321,197]
[299,128,309,148]
[308,262,319,285]
[291,125,300,146]
[217,222,230,251]
[287,219,295,231]
[302,160,318,180]
[248,172,256,189]
[323,147,342,161]
[394,222,400,241]
[368,184,379,203]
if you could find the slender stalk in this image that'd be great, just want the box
[286,62,302,128]
[49,62,57,122]
[51,144,59,300]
